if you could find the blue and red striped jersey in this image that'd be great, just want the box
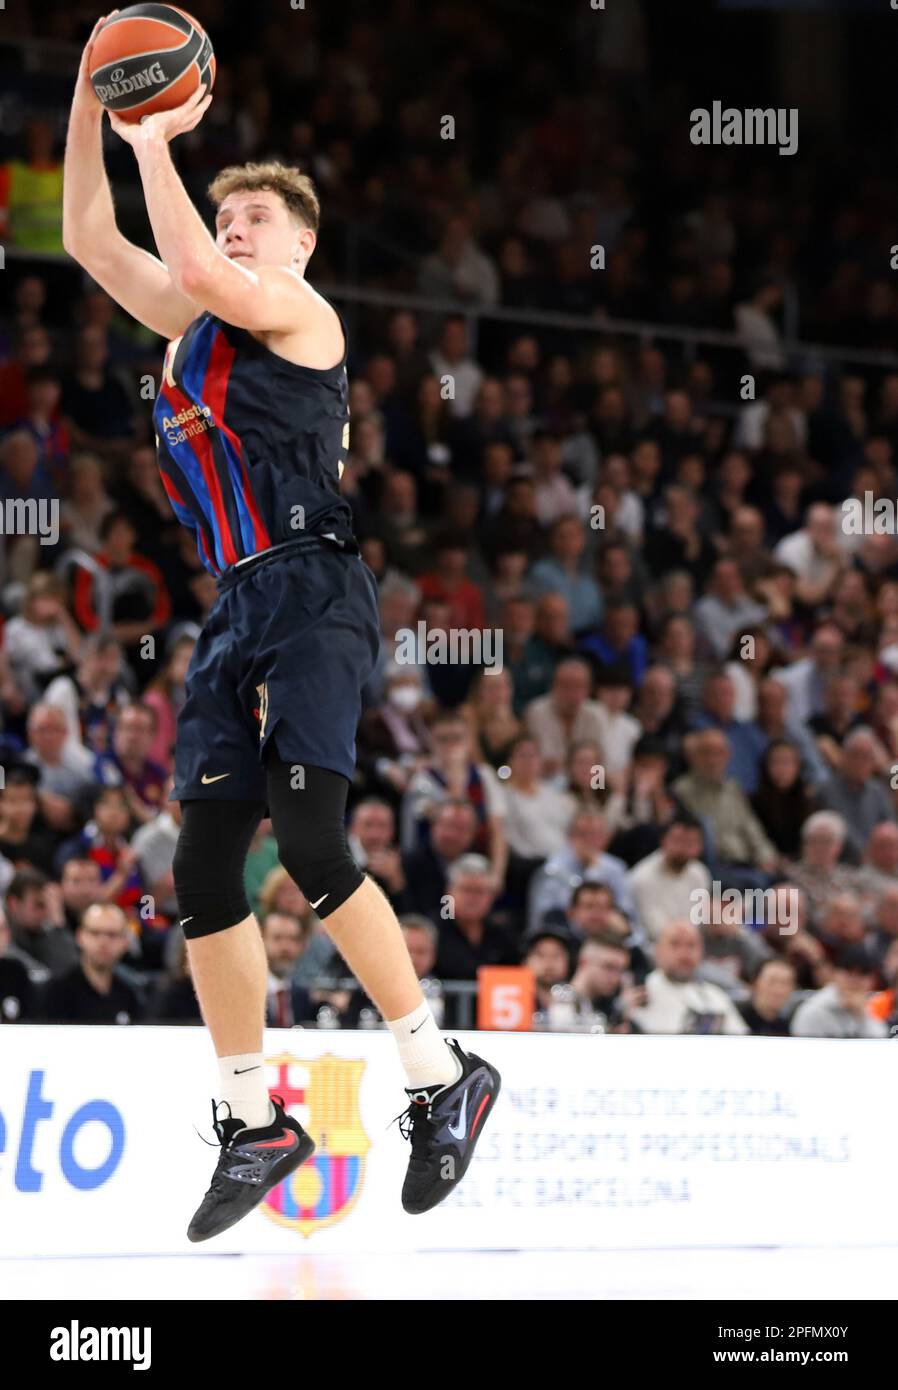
[152,310,355,576]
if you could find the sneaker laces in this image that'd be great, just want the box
[391,1091,437,1157]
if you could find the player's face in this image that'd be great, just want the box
[215,190,314,273]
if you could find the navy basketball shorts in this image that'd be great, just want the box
[171,540,381,803]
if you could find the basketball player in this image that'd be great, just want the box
[63,15,500,1240]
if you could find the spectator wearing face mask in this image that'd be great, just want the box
[356,668,432,804]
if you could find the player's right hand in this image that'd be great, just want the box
[73,12,119,110]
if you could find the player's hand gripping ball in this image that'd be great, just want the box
[89,4,215,124]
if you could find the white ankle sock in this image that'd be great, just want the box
[218,1053,274,1130]
[387,1003,462,1089]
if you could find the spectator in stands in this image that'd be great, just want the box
[867,939,898,1034]
[784,810,862,925]
[142,635,195,773]
[0,901,34,1022]
[356,667,431,802]
[72,511,172,676]
[816,893,868,955]
[578,601,648,688]
[867,885,898,972]
[59,451,116,553]
[570,934,632,1026]
[790,945,887,1039]
[627,815,710,944]
[346,798,412,911]
[818,728,896,861]
[750,738,818,857]
[148,929,202,1024]
[93,702,167,825]
[22,701,95,832]
[525,656,605,778]
[131,781,181,922]
[771,622,844,724]
[419,223,499,310]
[435,854,518,980]
[625,919,749,1035]
[528,806,634,932]
[57,785,143,915]
[403,797,478,921]
[263,911,315,1028]
[522,922,575,1014]
[0,765,59,875]
[754,677,827,788]
[400,914,440,981]
[41,902,143,1024]
[417,530,486,631]
[529,515,602,635]
[400,709,507,878]
[62,325,136,463]
[673,728,778,888]
[693,559,767,661]
[593,665,642,777]
[502,734,575,860]
[43,633,131,759]
[59,856,104,931]
[459,667,522,770]
[698,896,773,995]
[690,669,766,794]
[737,958,797,1036]
[3,573,82,703]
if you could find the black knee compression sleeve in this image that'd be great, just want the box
[265,757,365,918]
[173,799,265,939]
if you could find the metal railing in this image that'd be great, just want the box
[5,242,898,375]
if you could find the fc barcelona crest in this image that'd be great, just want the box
[262,1053,370,1237]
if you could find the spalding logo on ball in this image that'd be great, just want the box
[90,3,215,123]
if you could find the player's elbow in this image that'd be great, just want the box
[174,261,209,301]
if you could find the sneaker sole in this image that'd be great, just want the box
[403,1062,502,1215]
[187,1132,316,1243]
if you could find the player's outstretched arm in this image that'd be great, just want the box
[62,13,200,340]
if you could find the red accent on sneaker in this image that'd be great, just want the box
[469,1093,491,1140]
[254,1130,297,1150]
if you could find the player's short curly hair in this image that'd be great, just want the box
[207,161,320,232]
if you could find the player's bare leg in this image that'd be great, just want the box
[186,914,267,1057]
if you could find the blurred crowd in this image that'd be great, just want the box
[2,0,898,1040]
[3,1,898,355]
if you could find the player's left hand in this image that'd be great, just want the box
[108,82,212,146]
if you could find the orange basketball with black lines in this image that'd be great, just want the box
[89,4,215,124]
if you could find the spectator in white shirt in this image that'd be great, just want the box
[770,622,845,725]
[502,735,576,859]
[594,666,642,775]
[530,430,582,526]
[626,918,749,1035]
[427,315,485,418]
[3,573,82,703]
[693,558,767,661]
[773,502,848,608]
[525,657,606,777]
[628,815,711,943]
[419,218,500,309]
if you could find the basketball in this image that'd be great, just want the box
[89,4,215,123]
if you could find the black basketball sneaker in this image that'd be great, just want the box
[187,1094,315,1242]
[396,1039,501,1215]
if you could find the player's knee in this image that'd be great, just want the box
[172,802,260,939]
[273,814,364,919]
